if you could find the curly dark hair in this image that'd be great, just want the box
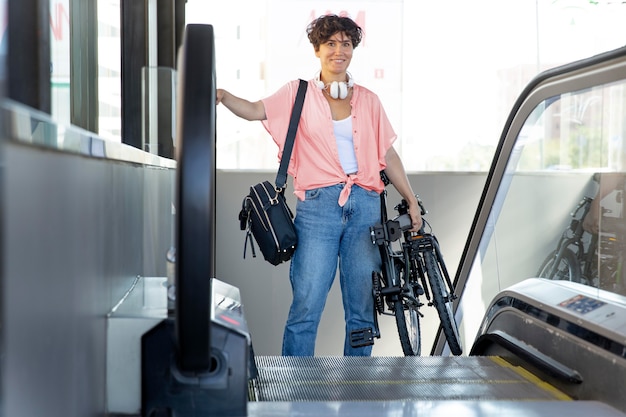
[306,14,363,51]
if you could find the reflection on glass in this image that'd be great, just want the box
[587,174,626,294]
[458,79,626,347]
[141,66,177,157]
[536,173,626,295]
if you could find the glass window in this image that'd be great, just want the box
[50,0,70,126]
[49,0,122,141]
[49,0,626,160]
[97,0,122,141]
[186,0,626,171]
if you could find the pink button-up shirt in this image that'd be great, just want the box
[262,79,397,206]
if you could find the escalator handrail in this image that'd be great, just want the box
[175,23,217,373]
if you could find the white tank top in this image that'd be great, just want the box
[333,116,358,175]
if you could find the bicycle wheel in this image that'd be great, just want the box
[423,251,462,355]
[392,261,421,356]
[537,249,582,282]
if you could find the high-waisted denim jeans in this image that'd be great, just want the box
[282,184,381,356]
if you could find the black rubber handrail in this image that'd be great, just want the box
[175,24,216,373]
[470,329,583,384]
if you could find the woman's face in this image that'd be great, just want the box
[316,31,353,77]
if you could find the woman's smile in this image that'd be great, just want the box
[316,32,353,78]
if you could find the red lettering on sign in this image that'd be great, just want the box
[50,2,69,41]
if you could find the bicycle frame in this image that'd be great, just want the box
[406,227,456,307]
[350,176,462,356]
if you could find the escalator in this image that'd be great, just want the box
[139,24,626,417]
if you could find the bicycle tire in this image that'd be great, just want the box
[424,250,462,355]
[392,262,421,356]
[537,249,582,282]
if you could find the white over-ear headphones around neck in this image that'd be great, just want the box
[315,72,354,99]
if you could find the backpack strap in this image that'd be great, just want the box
[275,79,308,190]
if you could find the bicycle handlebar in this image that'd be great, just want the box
[395,213,413,231]
[571,196,593,217]
[393,196,427,232]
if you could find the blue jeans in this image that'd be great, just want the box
[282,184,381,356]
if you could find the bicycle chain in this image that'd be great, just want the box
[372,271,385,314]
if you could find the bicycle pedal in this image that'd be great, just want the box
[349,328,375,348]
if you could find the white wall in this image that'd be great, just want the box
[215,170,487,356]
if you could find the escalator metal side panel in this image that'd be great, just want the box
[472,278,626,413]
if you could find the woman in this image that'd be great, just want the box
[216,14,422,356]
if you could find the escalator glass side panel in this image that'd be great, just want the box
[445,46,626,355]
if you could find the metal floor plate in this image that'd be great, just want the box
[250,355,569,402]
[248,400,626,417]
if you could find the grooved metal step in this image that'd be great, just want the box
[250,355,569,402]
